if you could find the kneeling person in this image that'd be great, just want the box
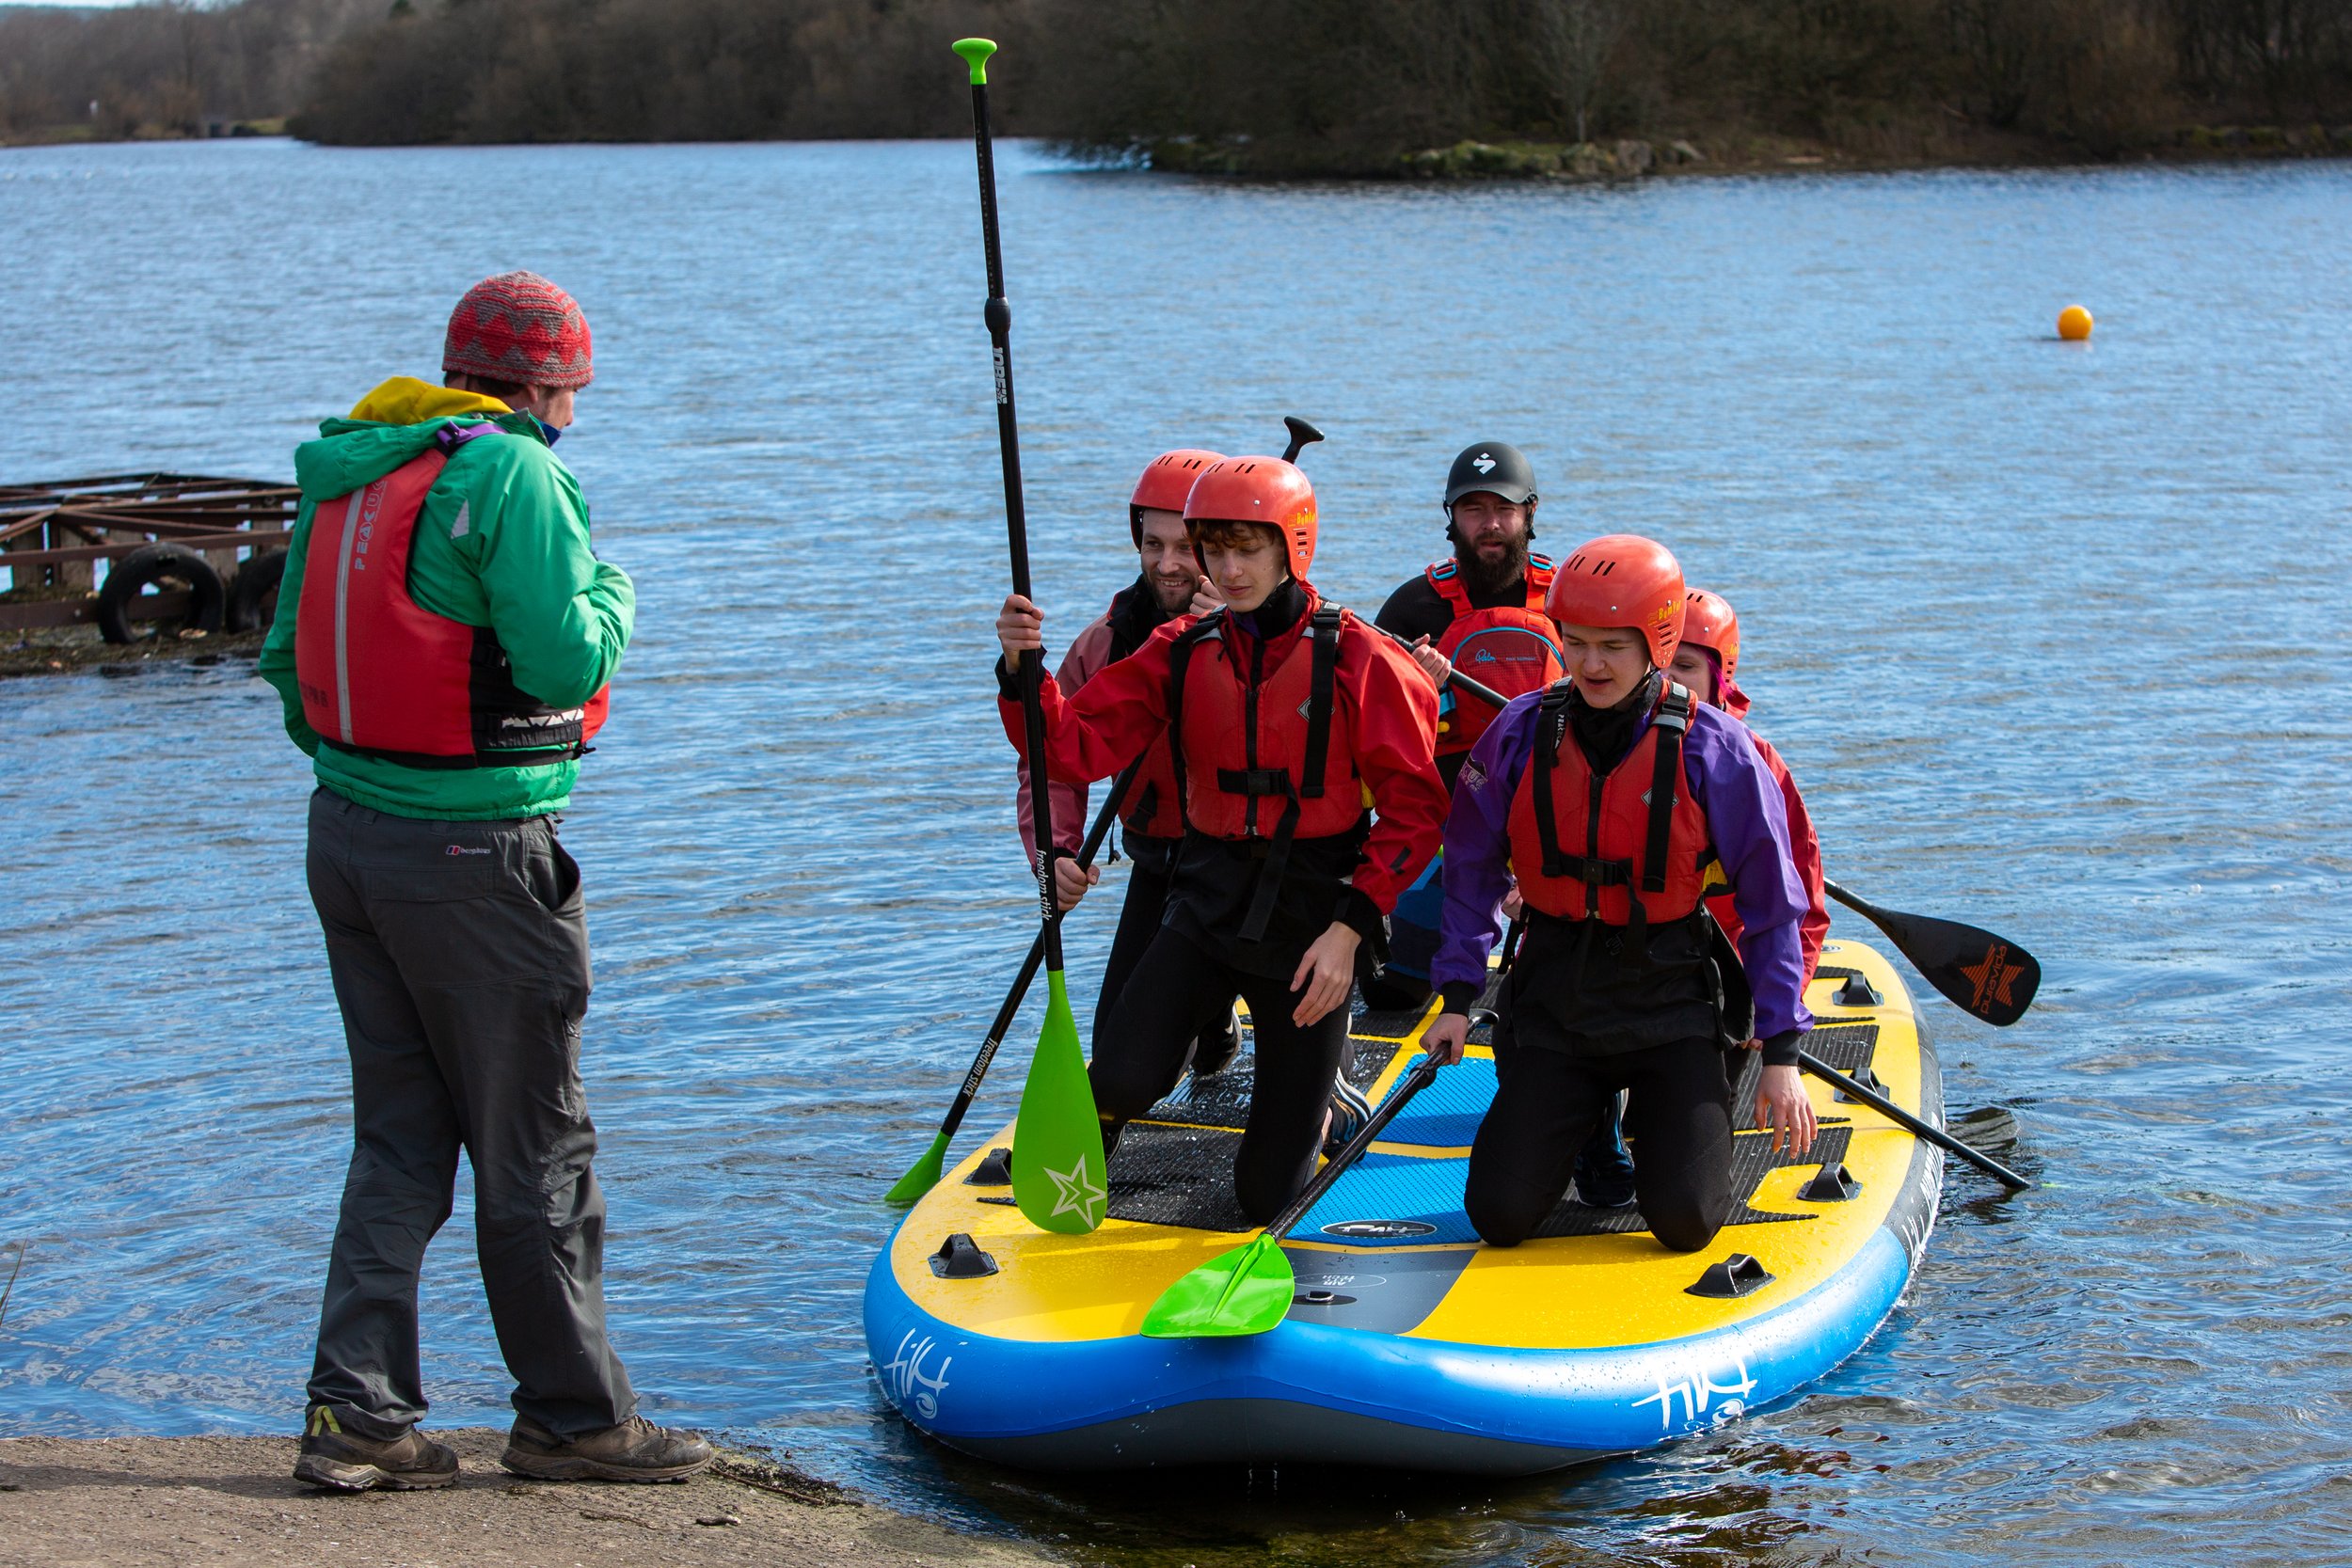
[1422,536,1817,1253]
[1012,449,1239,1070]
[995,458,1446,1223]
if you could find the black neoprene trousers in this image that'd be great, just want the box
[1465,1036,1735,1252]
[1093,925,1349,1225]
[1096,847,1233,1068]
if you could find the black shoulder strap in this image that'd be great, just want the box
[1163,610,1225,832]
[1299,606,1343,800]
[1643,681,1694,895]
[1531,682,1576,879]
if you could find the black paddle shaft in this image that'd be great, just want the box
[1259,1028,1470,1243]
[1362,621,1508,711]
[937,764,1137,1143]
[1795,1048,2033,1190]
[961,69,1061,959]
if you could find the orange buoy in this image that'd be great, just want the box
[2058,305,2094,341]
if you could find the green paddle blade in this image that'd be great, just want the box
[1141,1231,1295,1338]
[883,1130,949,1207]
[1011,969,1106,1234]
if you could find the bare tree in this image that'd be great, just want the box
[1532,0,1630,141]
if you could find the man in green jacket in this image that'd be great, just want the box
[260,272,708,1491]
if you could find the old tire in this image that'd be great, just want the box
[225,549,287,632]
[96,544,225,644]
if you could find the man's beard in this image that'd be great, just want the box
[1457,531,1532,600]
[1148,570,1197,615]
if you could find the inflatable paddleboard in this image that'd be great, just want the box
[866,936,1942,1474]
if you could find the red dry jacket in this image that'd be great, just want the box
[1012,594,1184,864]
[295,424,609,768]
[1000,583,1445,916]
[1507,680,1711,925]
[1708,731,1828,981]
[1427,555,1563,757]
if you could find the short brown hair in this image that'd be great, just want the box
[1188,518,1280,553]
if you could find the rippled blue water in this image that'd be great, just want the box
[4,137,2350,1565]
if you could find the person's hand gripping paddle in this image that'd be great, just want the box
[1139,1016,1473,1338]
[953,37,1104,1235]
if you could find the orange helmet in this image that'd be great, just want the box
[1129,449,1226,543]
[1184,456,1317,579]
[1680,588,1749,716]
[1547,534,1685,669]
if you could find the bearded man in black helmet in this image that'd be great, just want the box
[1368,442,1638,1207]
[1373,442,1565,978]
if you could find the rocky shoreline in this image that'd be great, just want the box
[1145,123,2352,181]
[0,1428,1055,1568]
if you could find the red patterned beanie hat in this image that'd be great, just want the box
[443,271,594,390]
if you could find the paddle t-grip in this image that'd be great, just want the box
[1281,416,1325,463]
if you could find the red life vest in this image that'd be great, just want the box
[1100,588,1184,842]
[1427,554,1563,756]
[1507,679,1709,927]
[295,423,610,769]
[1165,603,1361,940]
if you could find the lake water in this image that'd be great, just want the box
[3,136,2349,1566]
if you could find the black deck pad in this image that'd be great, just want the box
[983,1117,1859,1238]
[979,1122,1255,1232]
[1530,1123,1854,1238]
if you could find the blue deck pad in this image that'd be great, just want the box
[1378,1053,1499,1149]
[1290,1153,1480,1246]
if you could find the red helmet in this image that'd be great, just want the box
[1680,587,1749,715]
[1129,449,1226,543]
[1546,534,1685,669]
[1184,456,1317,579]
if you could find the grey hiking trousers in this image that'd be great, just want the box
[303,786,635,1439]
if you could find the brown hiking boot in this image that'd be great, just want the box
[501,1414,713,1482]
[292,1407,458,1492]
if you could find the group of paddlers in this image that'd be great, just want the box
[247,269,1830,1497]
[995,439,1826,1257]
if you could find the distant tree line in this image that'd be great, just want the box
[0,0,373,138]
[6,0,2347,166]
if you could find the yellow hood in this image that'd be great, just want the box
[348,375,511,425]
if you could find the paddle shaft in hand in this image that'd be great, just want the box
[1795,1048,2032,1189]
[884,767,1138,1204]
[1266,1056,1440,1238]
[1822,879,2041,1026]
[954,37,1105,1234]
[1361,620,1507,711]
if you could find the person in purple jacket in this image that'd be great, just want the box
[1419,535,1818,1252]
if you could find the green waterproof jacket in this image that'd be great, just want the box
[258,376,635,820]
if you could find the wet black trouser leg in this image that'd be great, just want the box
[302,788,635,1439]
[1465,1036,1734,1252]
[1094,851,1233,1069]
[1092,927,1349,1225]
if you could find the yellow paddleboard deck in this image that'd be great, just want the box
[866,937,1943,1474]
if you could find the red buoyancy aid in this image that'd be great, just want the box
[1428,554,1564,756]
[1120,732,1185,840]
[295,423,610,768]
[1507,679,1710,927]
[1165,603,1360,941]
[1100,588,1185,841]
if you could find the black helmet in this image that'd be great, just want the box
[1443,441,1538,511]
